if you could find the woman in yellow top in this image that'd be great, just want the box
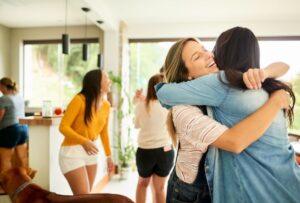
[59,69,114,195]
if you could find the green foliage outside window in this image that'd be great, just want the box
[26,42,99,107]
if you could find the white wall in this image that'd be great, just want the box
[128,21,300,39]
[103,30,119,74]
[0,24,11,78]
[10,25,104,94]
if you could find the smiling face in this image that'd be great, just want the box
[181,40,219,79]
[164,38,220,83]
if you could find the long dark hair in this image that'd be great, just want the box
[79,69,102,125]
[213,26,295,124]
[145,74,164,112]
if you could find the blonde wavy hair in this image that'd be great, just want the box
[164,38,200,147]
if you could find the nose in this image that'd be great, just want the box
[206,51,214,59]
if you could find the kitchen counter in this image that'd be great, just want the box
[19,116,62,126]
[19,115,72,194]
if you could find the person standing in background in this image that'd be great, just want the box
[59,69,114,195]
[0,77,28,193]
[134,74,174,203]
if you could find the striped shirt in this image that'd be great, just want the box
[172,105,227,184]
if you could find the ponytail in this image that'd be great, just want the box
[0,77,18,92]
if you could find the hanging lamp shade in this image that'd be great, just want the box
[82,43,89,61]
[62,34,70,54]
[97,53,102,69]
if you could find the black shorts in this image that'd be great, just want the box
[136,147,175,178]
[0,124,28,148]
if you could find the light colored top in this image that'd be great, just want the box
[156,71,300,203]
[134,100,172,149]
[59,94,111,156]
[172,105,227,184]
[0,94,25,130]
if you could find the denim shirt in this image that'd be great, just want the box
[155,71,300,203]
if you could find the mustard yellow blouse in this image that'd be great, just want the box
[59,94,111,156]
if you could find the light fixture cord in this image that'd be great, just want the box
[65,0,68,33]
[85,12,87,39]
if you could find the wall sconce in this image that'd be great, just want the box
[62,0,70,54]
[82,7,90,61]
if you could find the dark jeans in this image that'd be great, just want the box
[166,169,211,203]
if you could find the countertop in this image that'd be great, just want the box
[19,116,62,126]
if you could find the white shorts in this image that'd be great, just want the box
[59,141,99,174]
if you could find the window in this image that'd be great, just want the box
[23,40,99,108]
[259,40,300,134]
[129,40,214,101]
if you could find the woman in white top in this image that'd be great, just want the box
[134,74,174,203]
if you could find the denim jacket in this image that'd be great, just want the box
[156,71,300,203]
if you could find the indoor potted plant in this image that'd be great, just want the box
[117,140,135,180]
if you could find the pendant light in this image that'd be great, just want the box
[97,54,102,69]
[82,7,90,61]
[62,0,70,54]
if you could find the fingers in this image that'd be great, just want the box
[83,141,99,155]
[243,69,265,89]
[87,147,98,155]
[259,69,267,82]
[107,158,114,174]
[243,73,252,89]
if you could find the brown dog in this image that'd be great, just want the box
[0,167,134,203]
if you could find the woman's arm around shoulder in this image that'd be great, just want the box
[243,62,289,89]
[156,72,229,108]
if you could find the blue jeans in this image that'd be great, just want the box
[166,169,211,203]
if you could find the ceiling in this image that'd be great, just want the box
[1,0,300,29]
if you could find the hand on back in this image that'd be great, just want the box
[243,68,267,90]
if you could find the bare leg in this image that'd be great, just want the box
[86,164,97,192]
[136,176,151,203]
[64,166,90,195]
[150,177,157,203]
[152,174,168,203]
[0,147,14,172]
[15,143,28,168]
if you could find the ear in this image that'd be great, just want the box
[27,168,37,179]
[187,76,193,80]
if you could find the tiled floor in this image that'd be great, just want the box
[102,171,152,203]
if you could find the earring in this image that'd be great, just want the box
[188,76,193,80]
